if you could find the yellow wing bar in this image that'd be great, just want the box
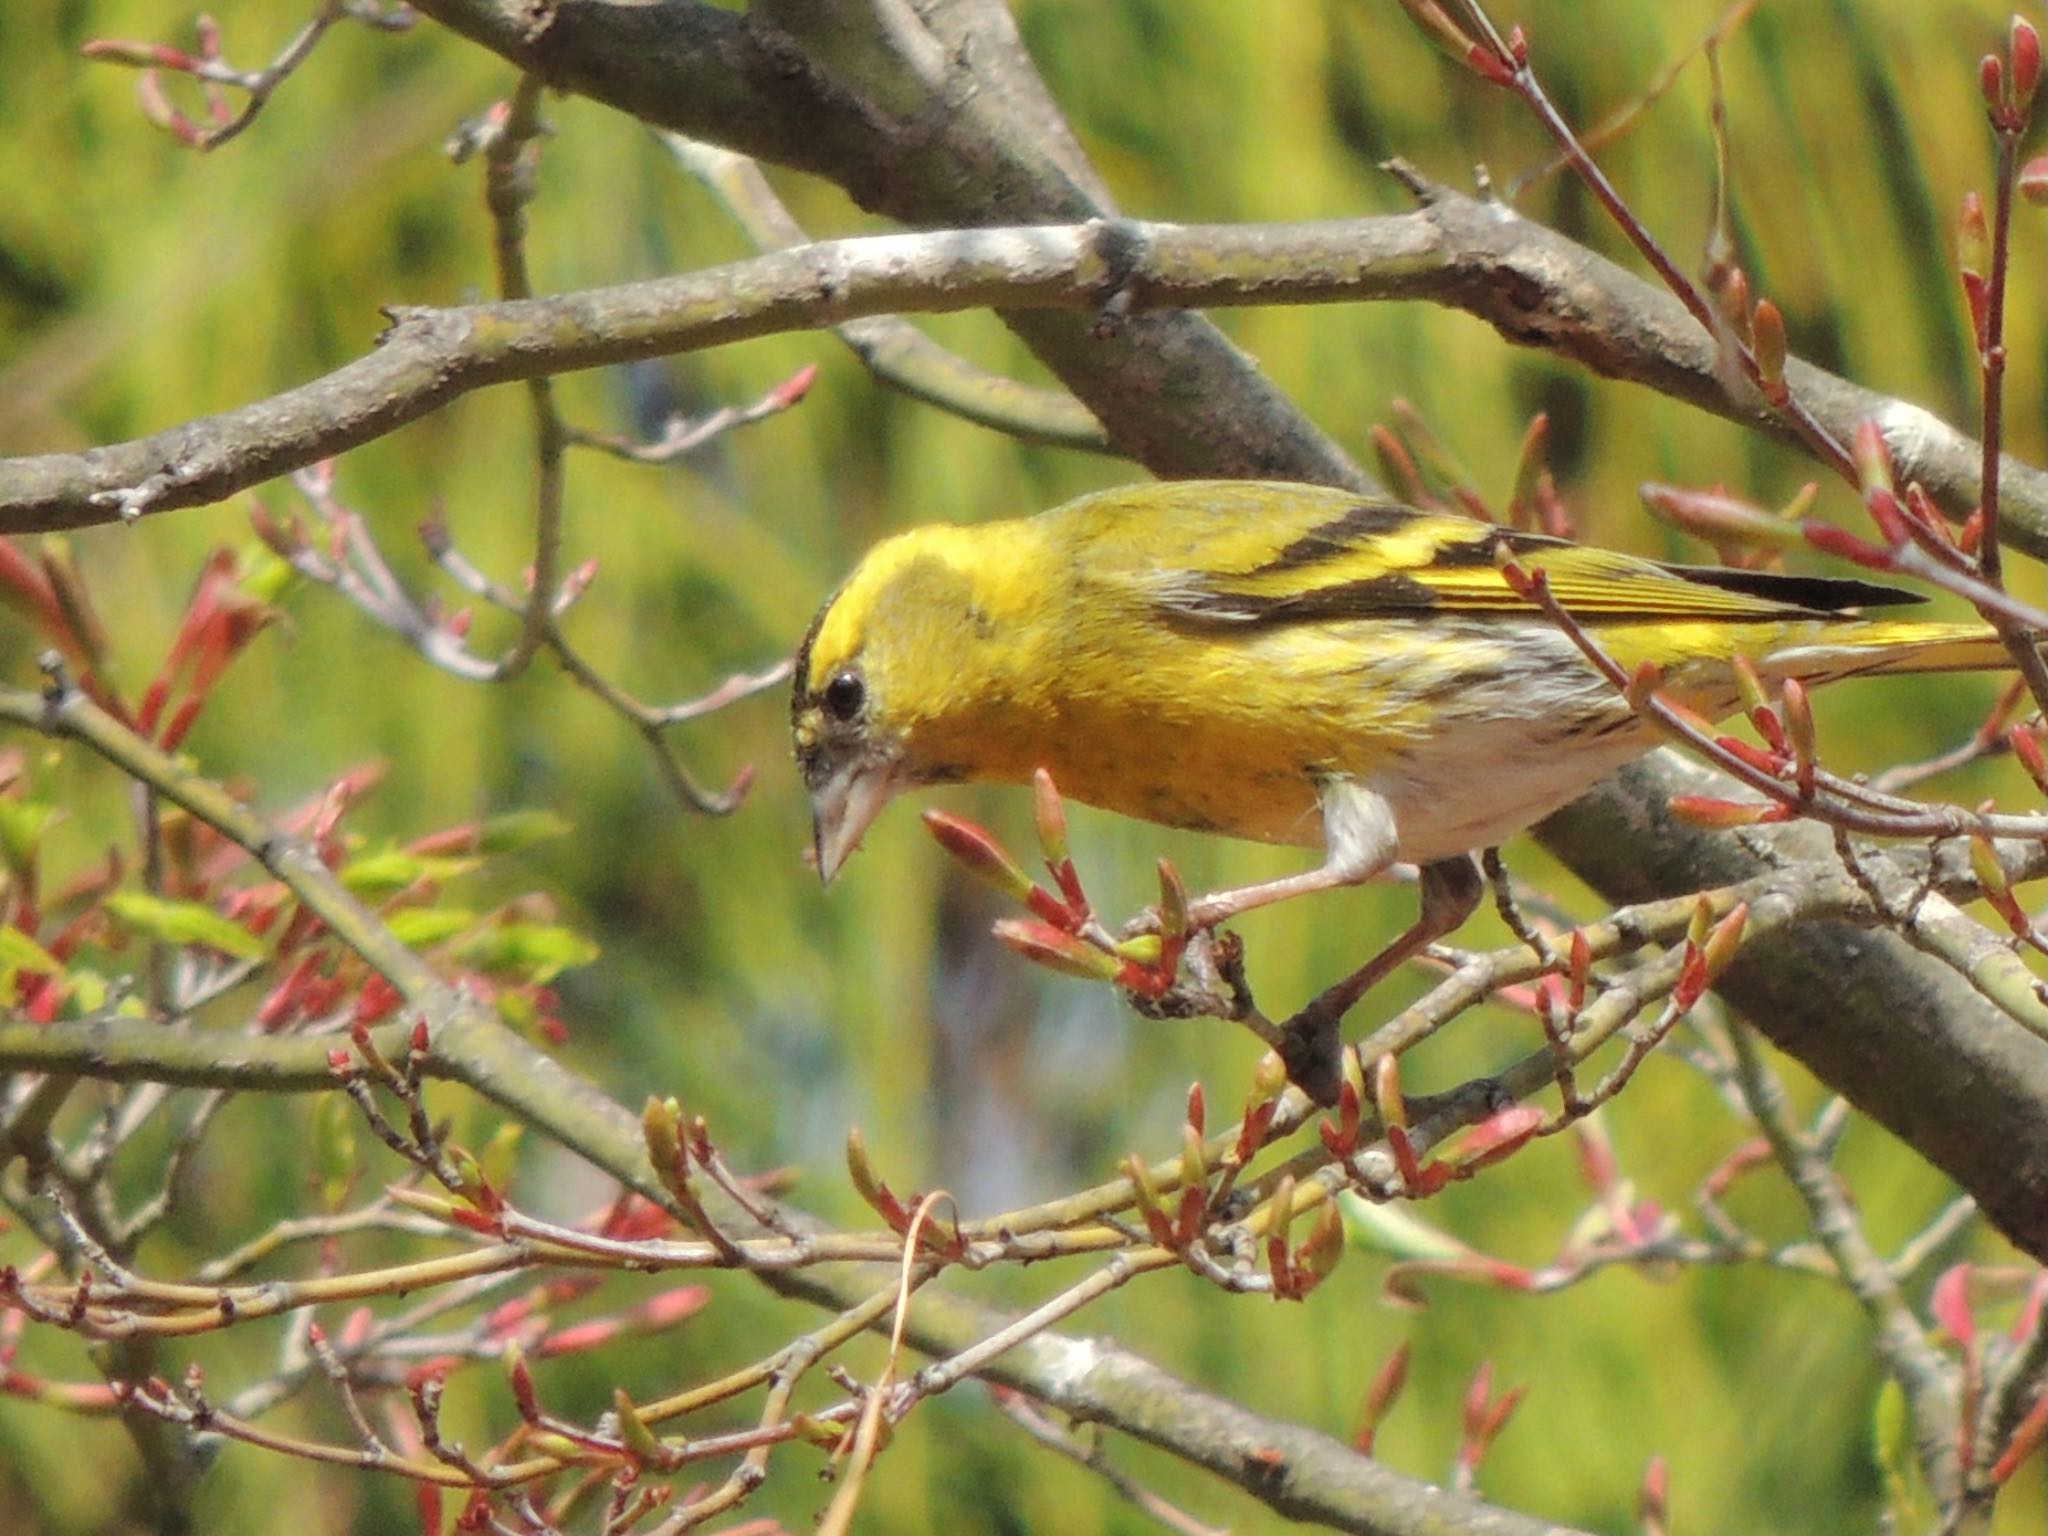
[1149,500,1918,627]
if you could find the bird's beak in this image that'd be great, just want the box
[809,755,901,885]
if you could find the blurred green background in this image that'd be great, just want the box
[2,0,2044,1531]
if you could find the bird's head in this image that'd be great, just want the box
[793,523,1046,883]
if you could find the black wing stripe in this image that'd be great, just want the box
[1251,502,1423,575]
[1666,564,1925,611]
[1160,573,1441,627]
[1422,528,1569,567]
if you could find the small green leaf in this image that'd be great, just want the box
[105,893,266,960]
[1338,1194,1468,1261]
[66,969,109,1013]
[495,989,538,1031]
[0,800,56,875]
[479,1123,523,1193]
[341,848,481,898]
[475,810,573,854]
[237,546,299,607]
[456,923,598,983]
[386,908,477,948]
[0,925,63,978]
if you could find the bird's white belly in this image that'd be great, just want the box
[1370,712,1661,865]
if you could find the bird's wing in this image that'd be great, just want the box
[1121,497,1918,628]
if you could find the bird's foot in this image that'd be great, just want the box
[1274,995,1347,1108]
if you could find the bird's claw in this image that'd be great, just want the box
[1275,996,1346,1107]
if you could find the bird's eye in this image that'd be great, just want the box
[823,671,866,722]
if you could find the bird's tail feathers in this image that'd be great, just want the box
[1766,621,2017,683]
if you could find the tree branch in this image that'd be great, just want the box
[9,198,2045,547]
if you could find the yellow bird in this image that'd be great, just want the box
[792,480,2005,1041]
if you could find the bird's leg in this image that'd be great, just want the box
[1181,778,1401,930]
[1184,860,1381,929]
[1277,856,1485,1105]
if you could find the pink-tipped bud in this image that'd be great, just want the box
[1292,1200,1345,1290]
[1462,1361,1495,1441]
[991,918,1122,983]
[1479,1381,1527,1448]
[923,809,1036,905]
[1637,483,1805,551]
[1852,419,1896,495]
[1264,1179,1300,1295]
[772,363,819,409]
[1779,678,1816,792]
[1901,483,1950,541]
[1354,1342,1412,1455]
[1801,519,1895,570]
[1714,266,1754,346]
[1731,653,1769,717]
[1180,1120,1208,1190]
[1030,768,1069,867]
[1250,1049,1290,1104]
[1386,1123,1424,1190]
[1372,1051,1406,1130]
[2020,155,2048,206]
[1574,1118,1618,1193]
[1713,734,1786,775]
[79,38,200,70]
[2013,18,2042,111]
[2011,725,2048,791]
[1970,833,2011,898]
[845,1126,910,1230]
[1959,190,1993,341]
[1931,1264,1976,1345]
[1668,795,1774,829]
[1700,902,1749,983]
[1983,52,2007,111]
[1370,425,1431,507]
[1464,40,1517,85]
[1155,858,1189,942]
[1567,929,1591,1013]
[1443,1104,1544,1173]
[1672,943,1712,1013]
[1127,1152,1175,1248]
[1993,1392,2048,1484]
[135,72,201,147]
[1750,299,1787,395]
[1639,1456,1670,1534]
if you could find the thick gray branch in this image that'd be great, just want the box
[8,205,2044,546]
[403,0,2048,539]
